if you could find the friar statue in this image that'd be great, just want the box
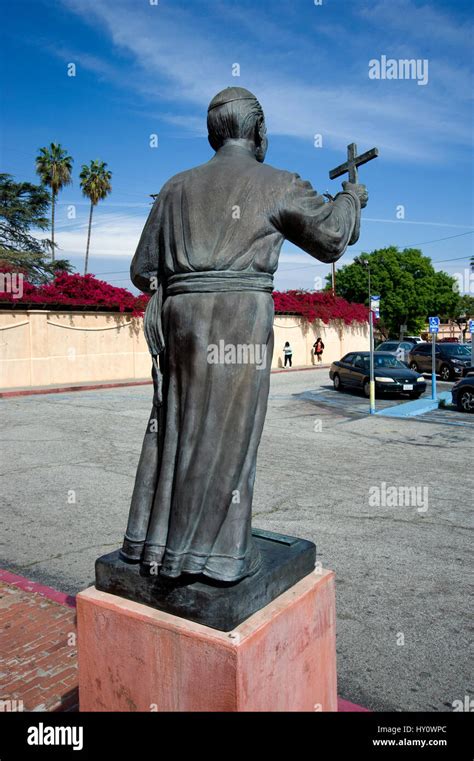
[120,87,368,582]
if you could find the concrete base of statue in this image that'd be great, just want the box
[77,569,337,712]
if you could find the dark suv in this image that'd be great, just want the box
[408,342,472,381]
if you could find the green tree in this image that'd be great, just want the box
[35,143,73,260]
[458,294,474,318]
[0,173,71,283]
[79,160,112,274]
[456,294,474,341]
[328,247,460,337]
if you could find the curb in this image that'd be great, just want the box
[0,366,331,399]
[0,379,153,399]
[338,697,370,712]
[374,392,451,419]
[0,568,76,608]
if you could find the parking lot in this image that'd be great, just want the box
[298,375,474,428]
[0,367,472,712]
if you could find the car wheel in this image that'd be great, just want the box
[363,380,370,398]
[457,390,474,413]
[440,364,452,382]
[333,373,342,391]
[410,361,419,371]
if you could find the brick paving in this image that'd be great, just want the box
[0,580,78,712]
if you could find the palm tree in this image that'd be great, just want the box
[79,160,112,274]
[35,143,73,261]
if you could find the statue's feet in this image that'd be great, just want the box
[119,536,144,563]
[141,544,163,568]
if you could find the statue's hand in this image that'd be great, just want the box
[342,181,368,209]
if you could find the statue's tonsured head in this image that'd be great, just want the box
[207,87,267,162]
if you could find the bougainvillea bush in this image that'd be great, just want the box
[0,272,368,324]
[0,271,148,316]
[272,290,368,324]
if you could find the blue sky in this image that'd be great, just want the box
[2,0,473,293]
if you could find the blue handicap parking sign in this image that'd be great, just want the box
[469,319,474,334]
[429,316,440,333]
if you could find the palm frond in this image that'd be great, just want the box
[79,159,113,205]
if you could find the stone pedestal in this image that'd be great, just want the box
[77,569,337,712]
[95,528,316,631]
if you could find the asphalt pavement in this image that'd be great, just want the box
[0,368,472,712]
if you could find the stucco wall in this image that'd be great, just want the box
[273,315,369,368]
[0,309,369,389]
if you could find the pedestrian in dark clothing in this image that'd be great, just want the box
[313,337,324,363]
[283,342,293,367]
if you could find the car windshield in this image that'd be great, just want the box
[442,344,470,356]
[373,356,406,369]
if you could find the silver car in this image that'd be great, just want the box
[375,340,414,364]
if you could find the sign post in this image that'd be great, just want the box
[369,295,380,415]
[470,319,474,370]
[428,316,440,401]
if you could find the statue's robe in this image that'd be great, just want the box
[122,142,360,582]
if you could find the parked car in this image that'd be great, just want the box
[404,336,423,344]
[408,342,472,381]
[375,340,414,363]
[451,375,474,413]
[329,351,427,398]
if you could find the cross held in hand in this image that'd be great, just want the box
[329,143,379,185]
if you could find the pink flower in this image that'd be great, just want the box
[272,290,368,324]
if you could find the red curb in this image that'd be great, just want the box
[0,367,330,398]
[338,697,370,712]
[0,569,76,608]
[0,380,152,399]
[272,365,330,373]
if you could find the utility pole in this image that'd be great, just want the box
[428,317,440,401]
[362,259,376,415]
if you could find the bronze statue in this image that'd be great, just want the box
[120,87,368,583]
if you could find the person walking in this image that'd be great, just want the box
[283,341,293,368]
[313,337,325,363]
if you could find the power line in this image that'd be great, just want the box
[275,232,474,273]
[406,231,473,246]
[92,249,473,280]
[76,232,474,281]
[431,255,472,264]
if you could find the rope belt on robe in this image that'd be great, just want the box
[143,270,274,403]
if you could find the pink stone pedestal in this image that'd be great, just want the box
[77,569,337,712]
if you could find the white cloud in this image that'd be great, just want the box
[51,211,145,259]
[58,0,473,162]
[358,0,472,49]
